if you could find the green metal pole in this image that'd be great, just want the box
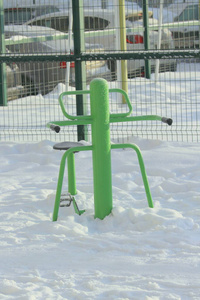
[90,78,113,220]
[199,0,200,49]
[143,0,151,79]
[53,151,68,221]
[53,146,92,221]
[72,0,87,141]
[101,0,108,8]
[67,153,77,195]
[53,150,77,222]
[111,143,153,208]
[119,0,128,103]
[0,0,7,106]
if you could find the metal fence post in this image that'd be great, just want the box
[0,0,7,106]
[72,0,88,141]
[199,0,200,49]
[119,0,128,103]
[143,0,151,79]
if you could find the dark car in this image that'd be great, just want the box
[5,62,24,101]
[25,9,177,79]
[3,49,24,101]
[4,5,60,25]
[5,25,111,96]
[170,4,199,49]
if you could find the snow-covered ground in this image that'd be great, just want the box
[1,67,200,298]
[0,136,200,299]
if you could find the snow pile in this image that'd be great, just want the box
[0,137,200,299]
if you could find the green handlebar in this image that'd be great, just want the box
[47,87,172,132]
[58,88,133,121]
[58,90,91,120]
[109,88,133,117]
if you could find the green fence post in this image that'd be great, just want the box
[119,0,128,103]
[199,0,200,49]
[90,78,113,220]
[143,0,151,79]
[0,0,7,106]
[72,0,88,141]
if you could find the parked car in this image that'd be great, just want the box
[130,0,173,8]
[5,25,111,96]
[5,62,24,101]
[3,49,24,101]
[169,3,199,49]
[25,8,177,79]
[4,5,60,25]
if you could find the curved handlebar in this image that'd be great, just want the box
[58,88,133,120]
[47,84,173,132]
[59,90,91,120]
[109,88,133,117]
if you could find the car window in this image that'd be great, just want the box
[177,5,199,21]
[29,15,109,32]
[35,6,60,17]
[30,16,69,32]
[84,16,109,31]
[4,6,60,25]
[50,17,69,32]
[4,8,32,24]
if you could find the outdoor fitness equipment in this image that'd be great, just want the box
[47,78,172,221]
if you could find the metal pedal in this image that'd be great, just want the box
[60,193,73,207]
[60,193,85,216]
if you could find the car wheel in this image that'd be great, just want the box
[107,60,117,81]
[128,67,145,78]
[159,61,177,73]
[21,75,38,96]
[170,61,177,72]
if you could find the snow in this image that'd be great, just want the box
[0,137,200,299]
[1,2,200,298]
[1,68,200,299]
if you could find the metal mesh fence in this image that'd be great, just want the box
[0,0,199,142]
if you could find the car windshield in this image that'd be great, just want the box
[28,15,110,32]
[177,5,199,22]
[4,8,32,24]
[4,6,60,25]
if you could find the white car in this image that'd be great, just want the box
[5,25,111,95]
[4,49,24,101]
[25,8,177,79]
[168,3,199,49]
[6,63,24,101]
[4,5,60,25]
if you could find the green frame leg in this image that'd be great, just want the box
[67,152,77,195]
[53,150,70,222]
[53,146,92,221]
[53,150,77,222]
[111,143,154,208]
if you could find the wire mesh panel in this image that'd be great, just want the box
[0,0,199,142]
[109,57,200,142]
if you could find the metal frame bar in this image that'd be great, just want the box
[143,0,151,78]
[72,0,87,141]
[0,0,7,106]
[0,49,199,63]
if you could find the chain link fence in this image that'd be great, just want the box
[0,0,199,142]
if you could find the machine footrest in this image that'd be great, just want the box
[60,193,85,216]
